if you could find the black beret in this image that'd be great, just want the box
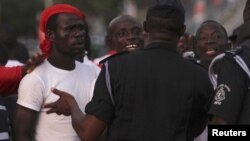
[146,4,185,25]
[154,0,185,13]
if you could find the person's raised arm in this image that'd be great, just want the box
[45,88,106,141]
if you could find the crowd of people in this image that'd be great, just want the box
[1,0,250,141]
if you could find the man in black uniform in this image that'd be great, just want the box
[209,20,250,124]
[45,2,213,141]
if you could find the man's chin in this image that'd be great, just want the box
[126,47,139,52]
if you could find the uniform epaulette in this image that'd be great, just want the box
[209,45,250,90]
[99,51,129,64]
[225,46,243,56]
[191,60,207,70]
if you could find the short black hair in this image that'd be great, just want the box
[196,20,228,40]
[46,14,59,31]
[145,4,185,35]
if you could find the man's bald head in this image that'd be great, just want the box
[106,15,144,52]
[107,15,142,37]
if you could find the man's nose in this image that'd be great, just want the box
[126,32,136,40]
[74,29,85,37]
[205,37,215,43]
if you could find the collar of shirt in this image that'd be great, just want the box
[145,41,177,53]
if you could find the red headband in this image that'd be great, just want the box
[39,4,85,56]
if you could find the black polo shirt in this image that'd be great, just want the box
[86,42,213,141]
[209,48,250,124]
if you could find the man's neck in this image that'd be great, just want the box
[48,53,75,70]
[144,32,178,48]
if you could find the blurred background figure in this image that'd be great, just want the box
[0,24,29,66]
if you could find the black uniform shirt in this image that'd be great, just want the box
[209,49,250,124]
[86,42,213,141]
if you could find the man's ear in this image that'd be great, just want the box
[46,30,55,41]
[143,21,148,32]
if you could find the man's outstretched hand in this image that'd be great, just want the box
[44,88,76,116]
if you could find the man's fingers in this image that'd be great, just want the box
[29,53,38,63]
[26,68,32,74]
[25,52,46,74]
[26,65,36,74]
[44,102,57,108]
[46,108,57,114]
[51,87,64,96]
[37,52,46,61]
[179,36,186,42]
[33,53,45,65]
[45,106,62,115]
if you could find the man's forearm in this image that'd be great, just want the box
[13,130,33,141]
[69,100,89,141]
[69,100,106,141]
